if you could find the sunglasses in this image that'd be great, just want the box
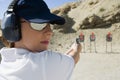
[21,21,53,31]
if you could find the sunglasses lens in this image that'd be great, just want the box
[30,23,47,31]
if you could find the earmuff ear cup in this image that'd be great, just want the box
[1,11,21,42]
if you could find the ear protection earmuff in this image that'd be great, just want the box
[1,0,21,42]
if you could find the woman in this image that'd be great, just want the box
[0,0,82,80]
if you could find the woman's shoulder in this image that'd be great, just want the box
[40,50,74,63]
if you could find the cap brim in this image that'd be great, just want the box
[20,13,65,25]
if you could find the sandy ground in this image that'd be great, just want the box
[71,53,120,80]
[48,26,120,80]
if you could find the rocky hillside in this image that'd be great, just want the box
[51,0,120,32]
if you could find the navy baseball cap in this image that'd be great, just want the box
[15,0,65,25]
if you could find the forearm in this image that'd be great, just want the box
[66,43,82,64]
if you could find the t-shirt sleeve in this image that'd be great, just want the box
[45,51,75,80]
[60,54,75,79]
[0,75,7,80]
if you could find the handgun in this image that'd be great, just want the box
[76,38,80,44]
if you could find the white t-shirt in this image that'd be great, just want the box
[0,47,75,80]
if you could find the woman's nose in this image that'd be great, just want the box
[44,24,53,35]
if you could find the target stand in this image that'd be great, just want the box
[90,32,97,53]
[78,33,85,53]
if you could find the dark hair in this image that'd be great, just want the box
[0,36,14,48]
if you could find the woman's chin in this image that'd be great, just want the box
[38,47,48,52]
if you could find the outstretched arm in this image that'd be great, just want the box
[66,43,82,64]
